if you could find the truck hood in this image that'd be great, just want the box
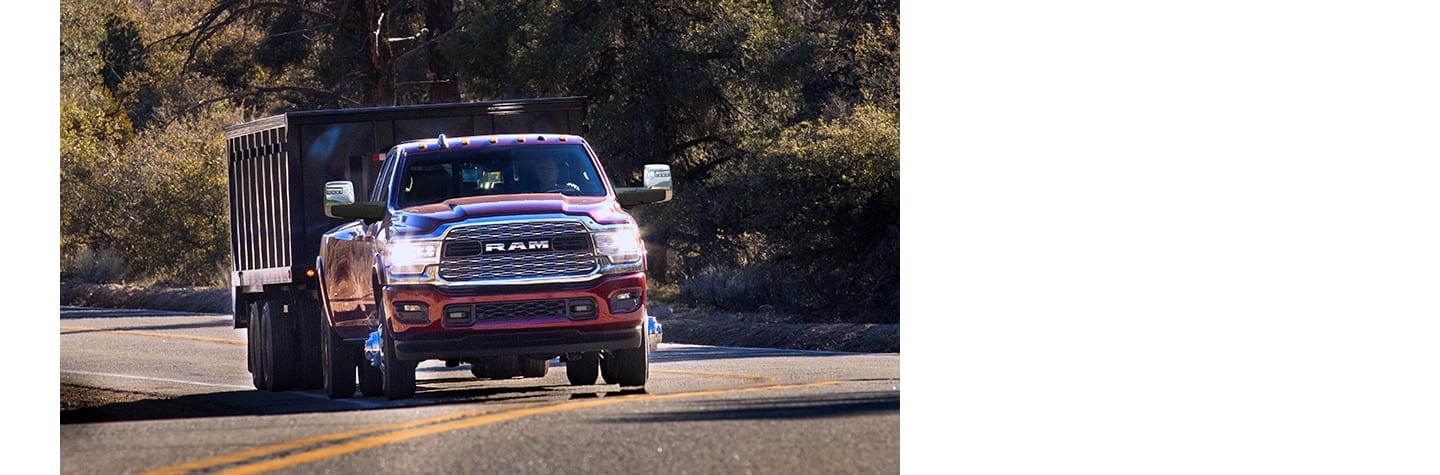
[389,194,632,236]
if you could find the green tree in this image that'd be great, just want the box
[60,0,900,323]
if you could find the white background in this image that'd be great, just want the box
[904,1,1440,473]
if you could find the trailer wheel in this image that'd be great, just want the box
[520,357,549,378]
[247,302,265,389]
[471,357,520,379]
[381,323,417,400]
[321,320,356,399]
[565,352,600,386]
[251,300,299,391]
[261,301,301,391]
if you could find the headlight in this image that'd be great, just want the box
[594,225,644,274]
[594,225,644,264]
[386,239,442,277]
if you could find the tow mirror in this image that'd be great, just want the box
[324,181,356,218]
[325,181,386,223]
[617,164,674,207]
[643,164,672,188]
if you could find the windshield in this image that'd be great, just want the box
[393,144,607,208]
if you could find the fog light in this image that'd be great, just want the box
[609,289,642,314]
[441,304,474,326]
[394,301,429,323]
[567,299,598,320]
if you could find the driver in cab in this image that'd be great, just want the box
[522,156,581,194]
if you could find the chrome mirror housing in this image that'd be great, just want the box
[324,181,356,218]
[643,164,672,189]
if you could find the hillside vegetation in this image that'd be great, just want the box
[60,0,898,323]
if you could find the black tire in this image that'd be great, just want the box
[358,352,384,397]
[297,301,324,390]
[381,323,417,400]
[470,357,522,380]
[520,357,549,378]
[607,342,649,387]
[254,301,300,391]
[565,352,600,386]
[600,353,618,384]
[321,320,356,399]
[247,302,265,390]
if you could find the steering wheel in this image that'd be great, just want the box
[543,183,581,194]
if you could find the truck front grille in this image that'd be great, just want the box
[443,298,596,325]
[439,221,598,281]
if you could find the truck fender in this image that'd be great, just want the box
[314,255,334,326]
[372,252,386,288]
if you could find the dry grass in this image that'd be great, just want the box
[60,283,231,314]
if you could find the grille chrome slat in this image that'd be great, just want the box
[446,221,586,241]
[439,221,598,281]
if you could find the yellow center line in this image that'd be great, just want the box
[145,380,844,475]
[141,402,550,475]
[653,369,777,384]
[60,326,245,346]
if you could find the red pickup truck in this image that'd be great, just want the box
[319,133,670,399]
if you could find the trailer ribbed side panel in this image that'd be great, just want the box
[227,124,293,285]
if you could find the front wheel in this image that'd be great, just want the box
[605,341,649,387]
[321,321,356,399]
[381,323,417,400]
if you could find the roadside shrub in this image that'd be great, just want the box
[677,262,812,313]
[679,267,760,310]
[61,245,128,284]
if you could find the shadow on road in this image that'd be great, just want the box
[597,391,899,424]
[649,345,863,364]
[59,378,634,425]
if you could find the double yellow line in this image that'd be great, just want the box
[63,323,817,474]
[144,380,842,475]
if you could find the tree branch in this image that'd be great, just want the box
[665,136,742,181]
[161,86,351,127]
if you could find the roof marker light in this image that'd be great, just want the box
[559,136,568,142]
[517,136,525,143]
[489,137,497,144]
[462,139,470,146]
[418,143,427,150]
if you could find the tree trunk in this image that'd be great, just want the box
[421,0,461,103]
[340,0,396,106]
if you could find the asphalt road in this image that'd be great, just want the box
[59,306,900,474]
